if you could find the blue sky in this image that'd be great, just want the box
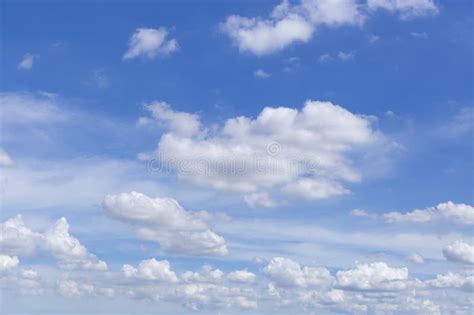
[0,0,473,314]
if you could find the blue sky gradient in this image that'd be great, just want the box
[1,0,473,314]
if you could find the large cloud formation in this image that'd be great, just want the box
[140,100,392,205]
[102,191,228,256]
[220,0,439,55]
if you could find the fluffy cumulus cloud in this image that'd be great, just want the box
[0,215,107,271]
[367,0,439,19]
[123,258,178,282]
[383,201,474,225]
[0,255,19,271]
[442,240,474,265]
[140,100,390,203]
[336,262,409,290]
[0,215,44,255]
[102,191,228,256]
[45,218,107,271]
[264,257,334,288]
[220,0,363,55]
[140,101,393,207]
[123,27,178,60]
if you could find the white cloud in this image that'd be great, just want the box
[383,201,474,225]
[102,191,228,256]
[138,101,200,137]
[123,27,178,60]
[220,14,314,56]
[337,51,355,61]
[45,218,107,271]
[220,0,363,55]
[0,148,14,167]
[221,0,438,55]
[17,53,37,70]
[282,178,349,200]
[336,262,408,290]
[0,215,43,256]
[436,107,474,137]
[244,192,277,208]
[0,215,107,271]
[0,263,42,296]
[175,283,258,310]
[0,92,69,126]
[254,69,271,79]
[142,100,390,203]
[123,258,178,282]
[0,255,19,271]
[227,270,256,283]
[263,257,333,287]
[351,208,377,219]
[442,240,474,265]
[2,254,472,313]
[318,53,333,63]
[367,0,439,19]
[57,279,95,297]
[427,271,474,290]
[182,265,224,283]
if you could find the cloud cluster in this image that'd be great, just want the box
[264,257,333,287]
[0,215,107,271]
[123,258,178,282]
[336,262,408,290]
[3,244,473,314]
[220,0,439,55]
[0,255,43,296]
[427,271,474,290]
[262,257,441,314]
[123,27,178,60]
[102,191,228,256]
[119,260,258,311]
[141,100,391,204]
[443,240,474,265]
